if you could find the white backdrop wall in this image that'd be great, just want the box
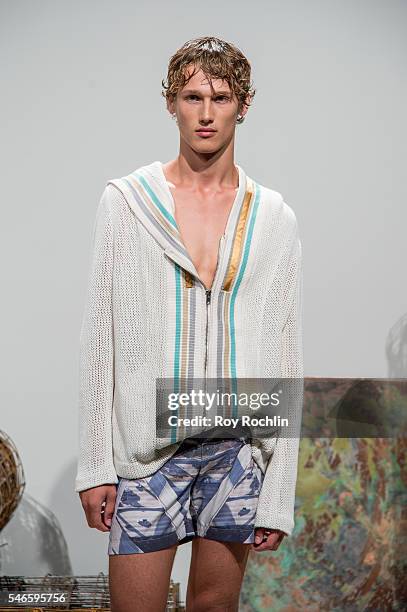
[1,0,406,600]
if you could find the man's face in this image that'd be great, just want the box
[167,65,248,154]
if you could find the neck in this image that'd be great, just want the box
[165,139,238,190]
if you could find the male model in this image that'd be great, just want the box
[75,36,303,612]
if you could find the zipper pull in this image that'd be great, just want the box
[206,289,211,305]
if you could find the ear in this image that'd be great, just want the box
[166,95,175,116]
[238,94,251,120]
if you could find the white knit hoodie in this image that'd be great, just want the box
[75,160,304,536]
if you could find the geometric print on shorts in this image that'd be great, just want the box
[108,437,264,555]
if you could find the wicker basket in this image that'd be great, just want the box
[0,430,25,531]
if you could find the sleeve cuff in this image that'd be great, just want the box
[254,512,294,536]
[75,472,118,493]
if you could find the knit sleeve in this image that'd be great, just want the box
[74,186,119,493]
[254,221,304,534]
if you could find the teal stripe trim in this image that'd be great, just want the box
[136,173,178,229]
[229,183,261,417]
[171,264,182,443]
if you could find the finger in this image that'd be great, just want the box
[252,533,281,552]
[275,531,286,548]
[252,540,270,552]
[102,488,117,528]
[87,499,110,532]
[252,534,271,552]
[270,532,283,546]
[254,528,264,545]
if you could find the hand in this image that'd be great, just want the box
[251,527,287,552]
[79,484,117,532]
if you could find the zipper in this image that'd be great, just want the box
[204,288,211,375]
[202,235,224,381]
[202,287,211,416]
[204,288,211,390]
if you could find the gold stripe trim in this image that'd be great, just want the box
[222,178,255,292]
[183,270,194,288]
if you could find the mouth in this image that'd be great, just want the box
[195,129,217,138]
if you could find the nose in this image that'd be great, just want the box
[199,99,214,125]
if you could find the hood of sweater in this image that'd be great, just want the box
[107,160,255,291]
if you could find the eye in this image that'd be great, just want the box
[215,95,230,102]
[186,94,199,101]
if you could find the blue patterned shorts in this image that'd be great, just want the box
[108,437,264,555]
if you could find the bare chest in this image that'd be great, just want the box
[169,185,238,291]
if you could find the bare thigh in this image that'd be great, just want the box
[109,545,178,612]
[186,538,251,612]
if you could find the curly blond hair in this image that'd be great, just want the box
[161,36,256,124]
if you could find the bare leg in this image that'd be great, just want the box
[186,538,251,611]
[109,544,178,612]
